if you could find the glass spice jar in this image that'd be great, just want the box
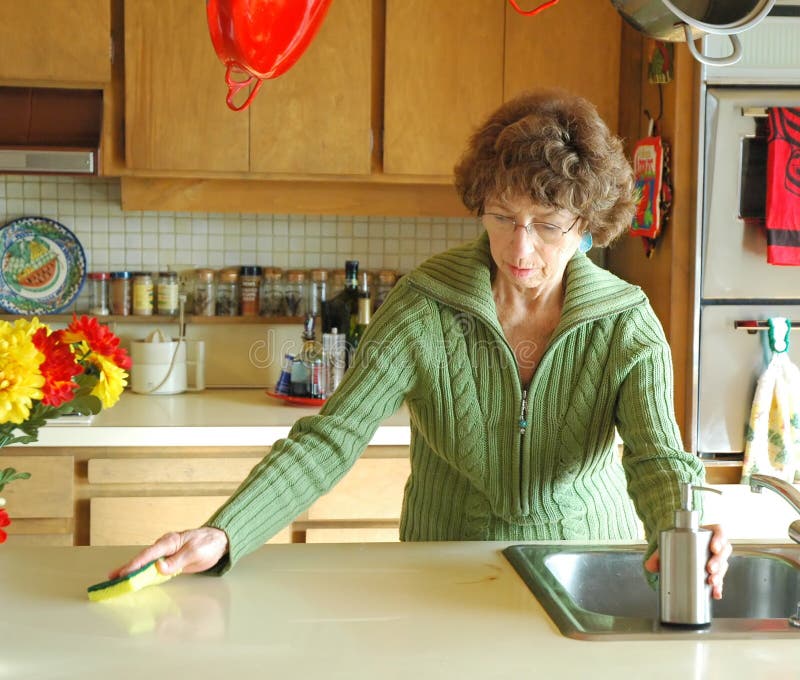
[259,267,285,317]
[239,266,263,317]
[216,268,239,317]
[283,270,306,317]
[194,268,216,316]
[132,272,154,316]
[373,269,398,312]
[88,272,110,315]
[110,271,132,316]
[156,270,179,316]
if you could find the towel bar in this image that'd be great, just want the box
[734,320,799,334]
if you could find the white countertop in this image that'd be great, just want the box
[2,542,797,679]
[25,389,410,448]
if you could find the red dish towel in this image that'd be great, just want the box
[766,107,800,265]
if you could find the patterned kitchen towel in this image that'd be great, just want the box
[765,107,800,265]
[741,319,800,484]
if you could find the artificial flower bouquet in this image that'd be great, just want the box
[0,315,131,543]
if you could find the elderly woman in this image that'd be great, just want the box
[112,90,730,596]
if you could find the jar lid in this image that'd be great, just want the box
[110,271,132,279]
[132,271,153,279]
[377,269,397,284]
[219,269,238,283]
[239,265,263,276]
[286,269,306,282]
[158,270,178,278]
[195,268,215,282]
[262,266,283,280]
[310,268,328,282]
[88,272,110,280]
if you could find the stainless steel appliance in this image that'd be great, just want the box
[695,1,800,460]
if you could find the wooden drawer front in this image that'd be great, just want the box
[305,528,400,543]
[88,458,261,485]
[0,456,73,518]
[307,458,410,521]
[90,496,291,546]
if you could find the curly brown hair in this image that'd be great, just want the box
[453,89,635,247]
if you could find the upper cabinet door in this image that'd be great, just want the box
[504,0,622,133]
[124,0,249,172]
[383,0,504,177]
[250,0,375,176]
[0,0,111,85]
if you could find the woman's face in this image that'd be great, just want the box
[482,197,583,293]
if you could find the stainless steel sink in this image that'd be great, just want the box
[503,543,800,640]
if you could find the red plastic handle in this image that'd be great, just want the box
[507,0,560,16]
[224,63,264,112]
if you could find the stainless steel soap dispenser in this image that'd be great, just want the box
[659,483,722,627]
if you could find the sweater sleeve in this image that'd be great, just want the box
[615,304,705,559]
[205,281,433,571]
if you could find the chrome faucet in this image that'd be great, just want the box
[749,474,800,544]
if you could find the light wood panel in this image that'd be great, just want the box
[305,527,400,543]
[90,496,292,546]
[383,0,504,175]
[504,0,623,133]
[120,176,469,216]
[0,0,111,85]
[307,458,410,520]
[250,0,374,175]
[124,0,249,172]
[0,456,73,518]
[88,457,260,484]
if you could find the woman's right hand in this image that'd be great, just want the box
[107,527,229,580]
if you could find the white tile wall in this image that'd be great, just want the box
[0,174,483,310]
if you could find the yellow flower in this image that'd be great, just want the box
[86,353,128,408]
[0,319,46,424]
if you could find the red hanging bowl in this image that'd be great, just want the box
[207,0,333,111]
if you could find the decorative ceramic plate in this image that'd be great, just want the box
[0,216,86,314]
[265,391,327,407]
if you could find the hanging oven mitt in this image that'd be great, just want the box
[630,125,672,257]
[741,318,800,484]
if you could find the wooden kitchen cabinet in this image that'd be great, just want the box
[124,0,249,172]
[124,0,375,175]
[0,455,74,545]
[0,1,111,86]
[383,0,504,176]
[504,0,623,133]
[82,447,409,546]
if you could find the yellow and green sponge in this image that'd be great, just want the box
[87,560,178,602]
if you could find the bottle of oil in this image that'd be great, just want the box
[350,274,372,355]
[322,260,359,365]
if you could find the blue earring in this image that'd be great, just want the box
[578,232,593,253]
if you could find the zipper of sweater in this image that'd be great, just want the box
[519,388,528,437]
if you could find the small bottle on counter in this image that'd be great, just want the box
[260,267,285,317]
[88,272,110,316]
[239,266,263,317]
[291,316,323,398]
[110,271,132,316]
[132,272,154,316]
[322,327,346,395]
[194,268,216,316]
[216,268,239,317]
[156,270,179,316]
[274,353,294,395]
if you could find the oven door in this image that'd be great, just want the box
[702,87,800,301]
[697,303,800,456]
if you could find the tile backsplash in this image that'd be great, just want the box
[0,174,481,272]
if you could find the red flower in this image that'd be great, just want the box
[62,315,132,371]
[0,508,10,544]
[32,327,83,407]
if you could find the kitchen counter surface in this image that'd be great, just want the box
[2,542,797,679]
[24,389,411,448]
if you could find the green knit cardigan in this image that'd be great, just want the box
[207,233,704,569]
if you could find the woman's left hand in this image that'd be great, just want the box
[644,523,731,599]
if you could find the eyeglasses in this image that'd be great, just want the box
[481,212,580,245]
